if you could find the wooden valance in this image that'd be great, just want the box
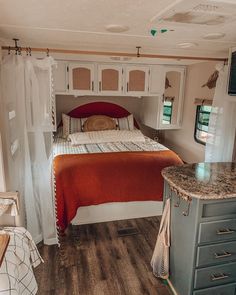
[194,98,213,106]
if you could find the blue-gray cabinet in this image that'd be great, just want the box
[164,181,236,295]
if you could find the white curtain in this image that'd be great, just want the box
[1,54,57,245]
[205,64,236,162]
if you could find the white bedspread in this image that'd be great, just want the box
[0,227,43,295]
[53,134,168,157]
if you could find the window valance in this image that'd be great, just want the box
[164,96,175,102]
[194,98,213,106]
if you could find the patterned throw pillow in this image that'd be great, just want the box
[62,114,87,139]
[83,115,117,132]
[113,114,134,130]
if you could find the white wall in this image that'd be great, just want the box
[164,61,217,163]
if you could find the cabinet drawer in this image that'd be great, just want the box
[194,262,236,289]
[202,201,236,218]
[193,283,236,295]
[198,219,236,244]
[196,241,236,267]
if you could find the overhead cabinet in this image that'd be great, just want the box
[141,66,186,130]
[98,64,123,95]
[69,63,95,95]
[53,61,68,94]
[125,66,150,96]
[53,61,165,97]
[53,61,185,130]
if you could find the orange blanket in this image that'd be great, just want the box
[54,151,182,230]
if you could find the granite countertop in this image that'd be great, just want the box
[162,162,236,200]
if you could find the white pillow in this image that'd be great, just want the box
[68,130,145,145]
[113,114,134,130]
[62,114,87,139]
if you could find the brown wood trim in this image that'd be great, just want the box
[1,46,227,62]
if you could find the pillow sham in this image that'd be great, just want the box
[68,129,145,145]
[62,114,87,139]
[113,114,134,131]
[83,115,117,132]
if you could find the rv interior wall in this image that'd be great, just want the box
[164,61,217,163]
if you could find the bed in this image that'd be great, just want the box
[53,102,183,230]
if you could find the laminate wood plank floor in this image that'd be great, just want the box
[35,216,172,295]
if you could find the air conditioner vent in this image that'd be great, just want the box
[192,4,219,12]
[151,0,236,26]
[163,12,226,25]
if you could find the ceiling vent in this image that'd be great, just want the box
[151,0,236,26]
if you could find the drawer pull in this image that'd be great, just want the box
[216,228,235,235]
[211,273,230,281]
[215,250,232,259]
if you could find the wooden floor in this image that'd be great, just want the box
[35,216,172,295]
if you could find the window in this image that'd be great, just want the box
[194,105,212,145]
[162,101,173,124]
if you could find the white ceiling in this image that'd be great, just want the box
[0,0,236,58]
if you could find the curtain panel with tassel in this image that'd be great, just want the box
[1,55,57,245]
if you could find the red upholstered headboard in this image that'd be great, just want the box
[64,102,139,128]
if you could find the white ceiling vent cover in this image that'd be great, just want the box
[151,0,236,26]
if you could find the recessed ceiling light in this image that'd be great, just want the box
[106,25,129,33]
[177,42,198,48]
[202,32,225,40]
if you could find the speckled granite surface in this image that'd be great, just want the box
[162,162,236,200]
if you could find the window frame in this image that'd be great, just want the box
[194,105,212,146]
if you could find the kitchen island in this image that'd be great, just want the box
[162,162,236,295]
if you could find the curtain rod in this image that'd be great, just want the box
[1,46,227,62]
